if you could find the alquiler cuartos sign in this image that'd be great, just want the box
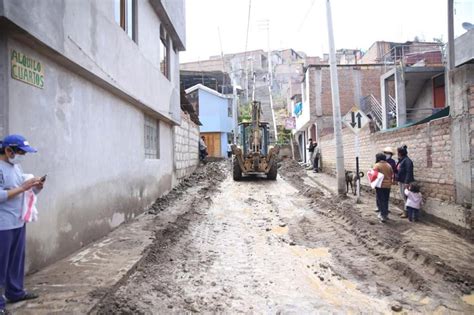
[11,49,44,89]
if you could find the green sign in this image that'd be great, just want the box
[11,49,44,89]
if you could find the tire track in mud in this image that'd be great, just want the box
[279,159,474,313]
[90,162,227,314]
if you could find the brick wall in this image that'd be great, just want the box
[174,112,199,180]
[307,65,386,135]
[319,117,455,202]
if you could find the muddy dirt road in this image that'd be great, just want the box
[94,160,474,314]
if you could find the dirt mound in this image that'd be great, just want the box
[92,161,228,314]
[148,162,227,214]
[279,158,474,299]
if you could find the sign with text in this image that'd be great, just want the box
[342,106,369,134]
[285,117,296,130]
[11,49,44,89]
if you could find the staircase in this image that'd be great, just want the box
[360,94,397,130]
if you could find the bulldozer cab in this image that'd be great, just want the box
[238,122,270,157]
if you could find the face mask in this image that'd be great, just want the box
[8,154,25,165]
[385,154,392,160]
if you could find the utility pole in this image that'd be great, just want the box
[325,0,345,195]
[259,19,278,142]
[447,0,455,71]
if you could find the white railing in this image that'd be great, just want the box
[361,94,382,130]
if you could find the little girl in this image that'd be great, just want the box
[404,182,423,222]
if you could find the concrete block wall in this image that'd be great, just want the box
[174,112,199,180]
[319,117,455,202]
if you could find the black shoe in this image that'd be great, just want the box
[8,292,39,303]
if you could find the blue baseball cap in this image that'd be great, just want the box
[1,134,37,153]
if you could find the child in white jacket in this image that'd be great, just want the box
[404,182,423,222]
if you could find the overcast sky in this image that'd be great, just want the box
[181,0,473,63]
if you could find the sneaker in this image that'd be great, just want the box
[374,209,380,212]
[8,292,39,303]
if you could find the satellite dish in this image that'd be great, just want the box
[462,22,474,30]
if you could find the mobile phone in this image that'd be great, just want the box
[40,174,47,182]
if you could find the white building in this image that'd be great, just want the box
[0,0,186,271]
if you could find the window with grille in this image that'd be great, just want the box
[144,115,160,159]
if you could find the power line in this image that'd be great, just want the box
[243,0,252,101]
[297,0,316,32]
[244,0,252,57]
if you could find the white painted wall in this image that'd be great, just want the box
[1,0,186,271]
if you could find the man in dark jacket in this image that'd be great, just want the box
[396,145,414,218]
[307,139,316,170]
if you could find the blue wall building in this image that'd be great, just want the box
[185,84,233,157]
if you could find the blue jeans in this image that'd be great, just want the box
[407,206,420,222]
[376,188,391,218]
[0,226,27,310]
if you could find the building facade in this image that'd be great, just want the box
[185,84,234,158]
[0,0,185,271]
[290,64,386,163]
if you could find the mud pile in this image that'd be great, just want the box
[279,158,474,303]
[148,162,227,214]
[92,161,227,314]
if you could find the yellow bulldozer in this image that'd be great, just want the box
[231,101,280,180]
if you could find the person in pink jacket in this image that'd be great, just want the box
[404,182,423,222]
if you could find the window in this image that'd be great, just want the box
[114,0,137,42]
[227,99,232,117]
[160,25,170,79]
[144,115,160,159]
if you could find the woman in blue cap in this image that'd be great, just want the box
[0,134,44,314]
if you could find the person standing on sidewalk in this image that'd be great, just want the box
[199,136,208,161]
[374,153,393,223]
[313,143,321,173]
[307,139,315,170]
[396,145,414,219]
[226,140,232,159]
[0,135,44,315]
[404,182,423,222]
[383,147,397,179]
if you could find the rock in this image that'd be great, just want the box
[289,241,296,246]
[391,305,403,312]
[318,276,324,281]
[184,297,194,304]
[279,223,287,227]
[266,228,271,232]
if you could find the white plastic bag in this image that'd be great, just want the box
[367,169,384,189]
[21,174,38,222]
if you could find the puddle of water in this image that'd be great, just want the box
[243,208,253,216]
[291,246,331,258]
[341,280,357,291]
[271,226,289,235]
[419,297,431,305]
[462,294,474,305]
